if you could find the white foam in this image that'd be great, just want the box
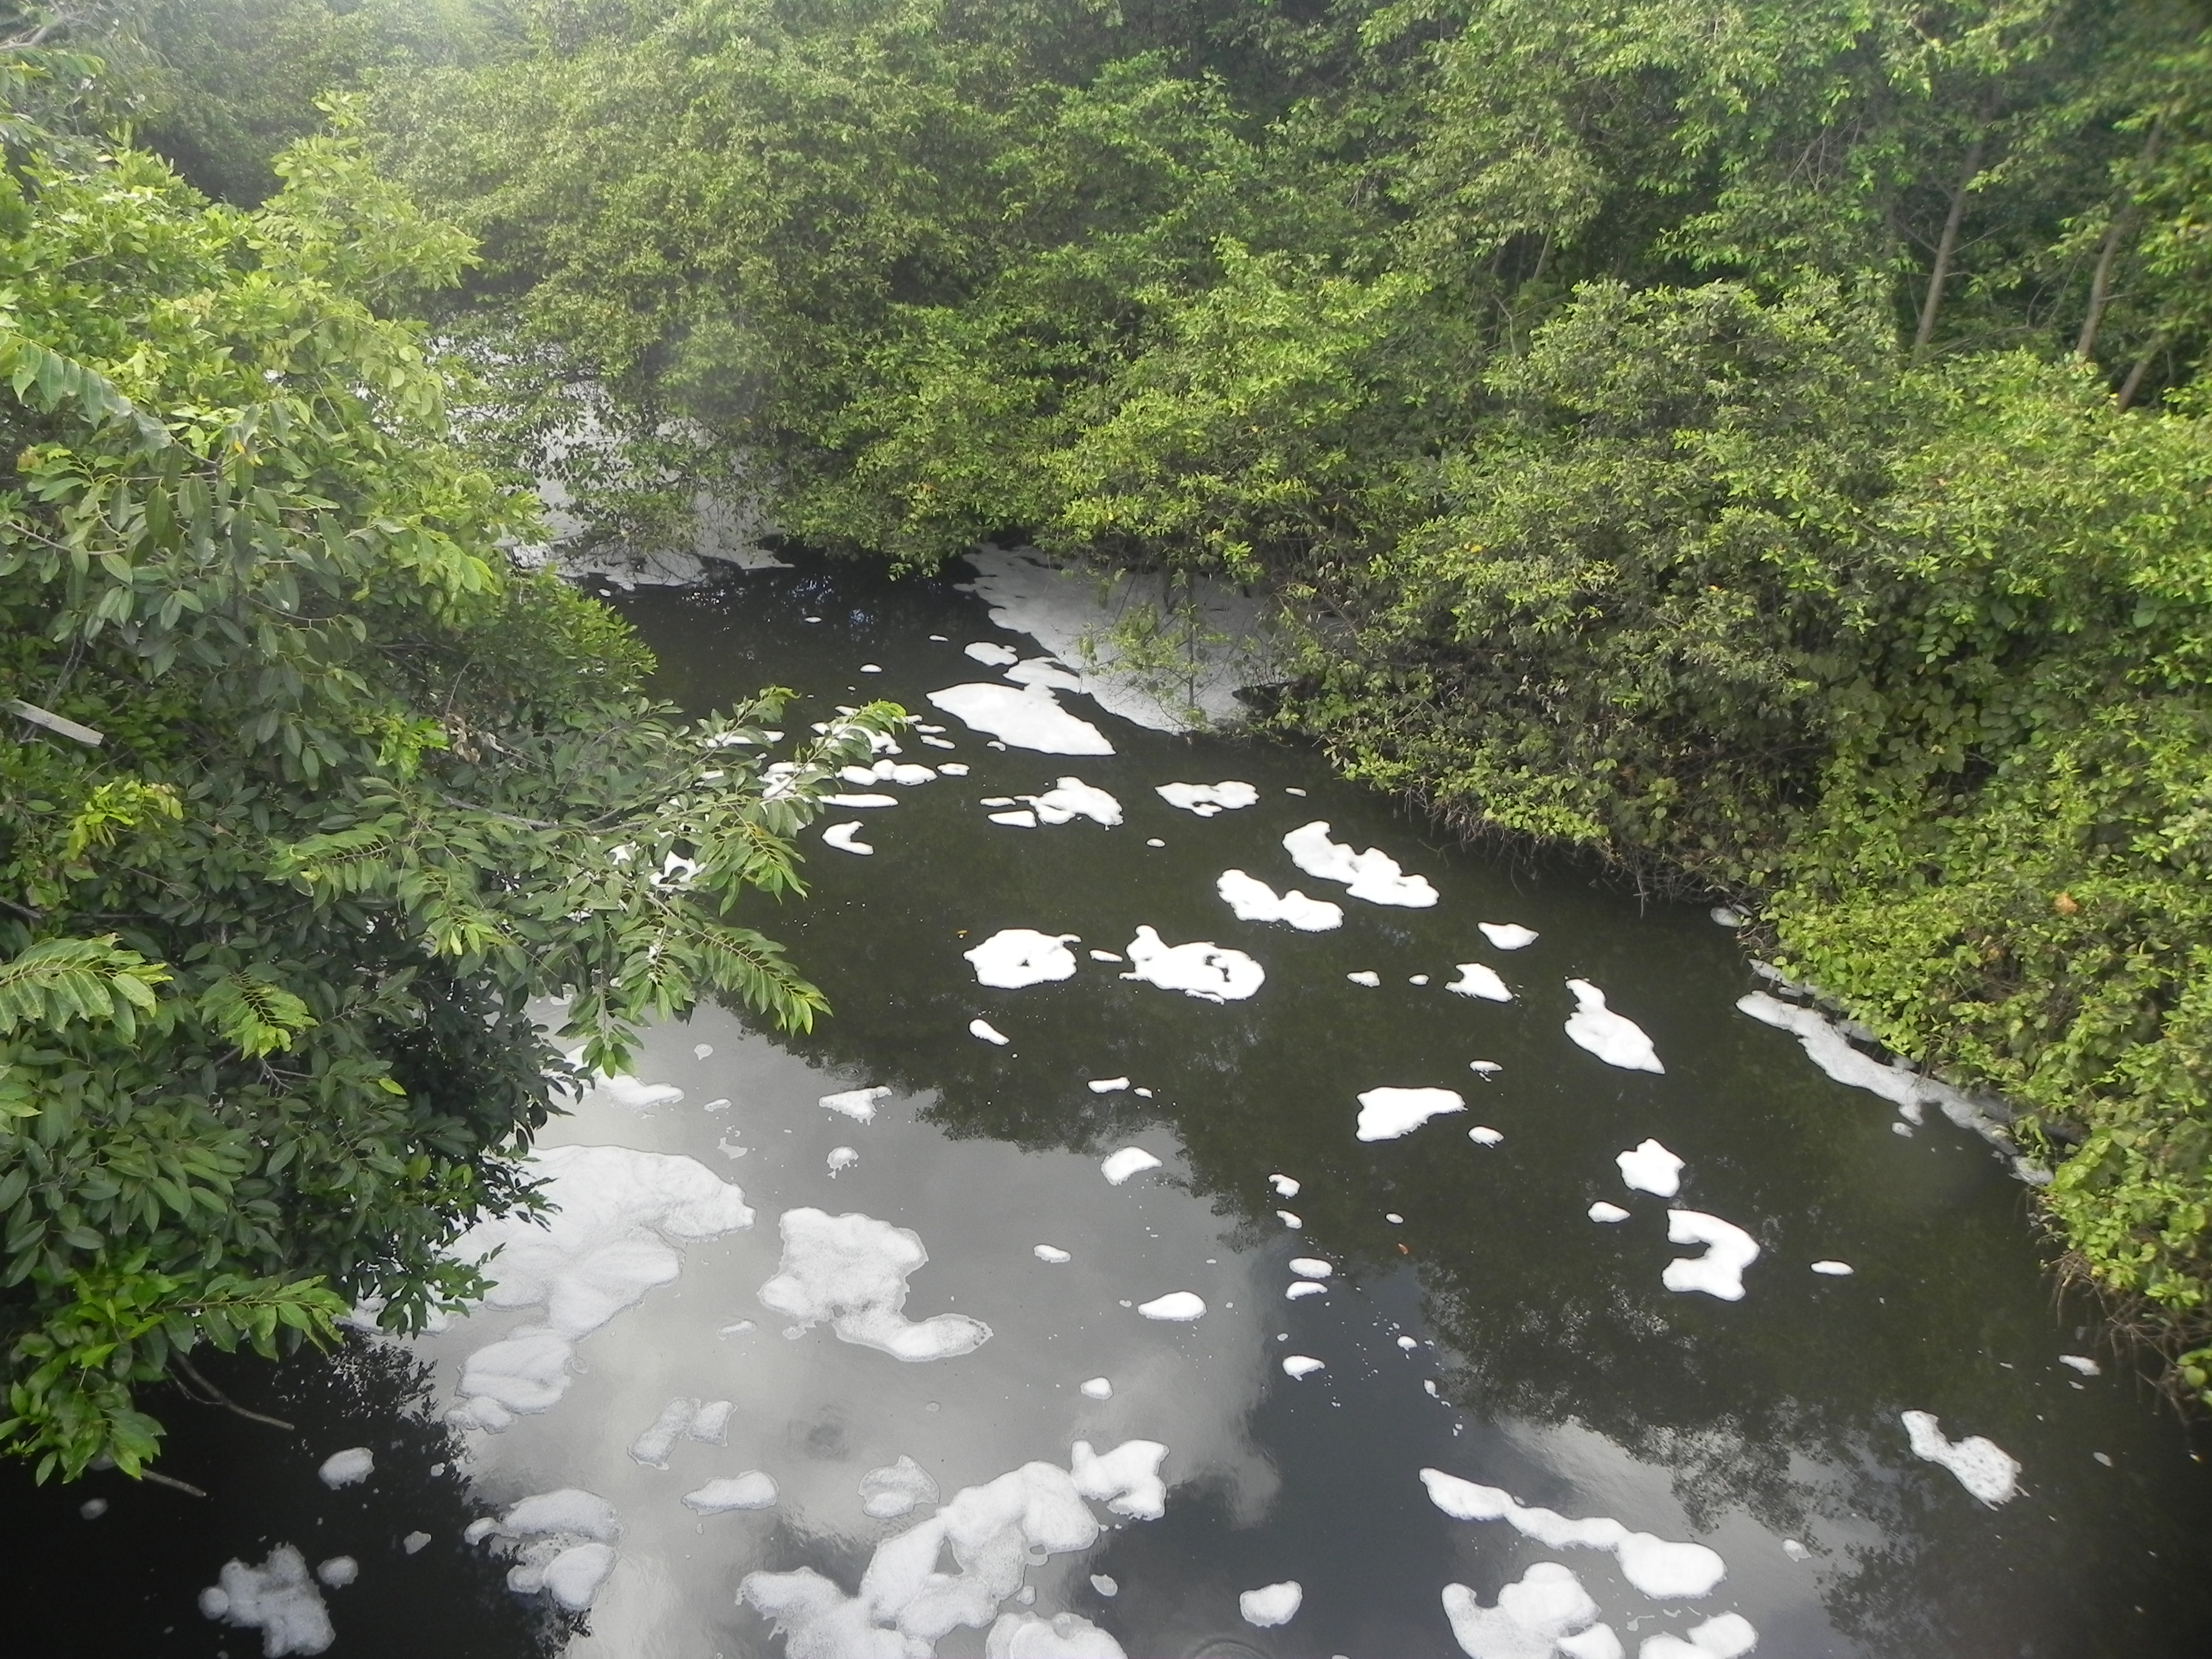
[1090,1575,1118,1597]
[2059,1354,2101,1376]
[1286,1282,1326,1300]
[1071,1438,1169,1518]
[990,809,1041,828]
[536,1544,618,1611]
[628,1398,698,1467]
[402,1532,429,1555]
[1420,1470,1727,1598]
[1239,1581,1302,1627]
[314,1557,356,1589]
[967,642,1021,666]
[448,1146,752,1430]
[987,1610,1128,1658]
[1121,927,1265,1001]
[1278,1210,1302,1227]
[1412,974,1431,985]
[1638,1613,1759,1657]
[1281,821,1439,907]
[1217,869,1344,931]
[683,1473,779,1513]
[821,1086,891,1123]
[316,1447,373,1489]
[1270,1174,1301,1197]
[1285,1260,1333,1284]
[970,1018,1011,1045]
[1033,1245,1072,1264]
[1347,970,1382,987]
[1561,1624,1626,1659]
[967,929,1080,989]
[758,1208,992,1361]
[860,1455,940,1520]
[1080,1377,1113,1400]
[692,1399,733,1442]
[1470,1059,1504,1076]
[842,759,938,786]
[1442,1561,1603,1658]
[1356,1086,1467,1141]
[1447,963,1513,1002]
[823,792,900,808]
[928,683,1115,756]
[1087,1076,1130,1093]
[1136,1292,1206,1321]
[575,1071,686,1113]
[1478,923,1540,950]
[827,1146,860,1175]
[1565,980,1664,1073]
[1281,1356,1324,1379]
[1100,1147,1163,1185]
[1589,1202,1631,1223]
[1811,1260,1853,1276]
[504,1489,620,1541]
[198,1545,333,1655]
[1088,950,1122,962]
[1023,778,1123,826]
[1617,1139,1684,1198]
[1469,1126,1505,1146]
[1156,782,1261,817]
[1901,1411,2021,1506]
[1661,1211,1760,1300]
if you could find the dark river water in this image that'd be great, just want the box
[9,550,2212,1659]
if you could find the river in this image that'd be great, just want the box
[8,548,2212,1658]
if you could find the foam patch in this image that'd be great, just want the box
[970,1018,1011,1045]
[1282,1356,1325,1379]
[1447,963,1513,1002]
[1663,1211,1760,1301]
[1080,1377,1113,1400]
[316,1447,373,1489]
[1638,1613,1758,1657]
[967,642,1021,666]
[1289,1258,1333,1279]
[1617,1139,1684,1198]
[1217,869,1344,931]
[1469,1126,1504,1146]
[1156,782,1261,817]
[683,1473,779,1513]
[1441,1561,1603,1659]
[1100,1147,1163,1185]
[820,822,874,856]
[198,1545,333,1657]
[1347,970,1382,987]
[821,1087,891,1123]
[1122,927,1265,1001]
[823,793,899,808]
[826,1146,859,1175]
[1356,1086,1467,1141]
[990,809,1039,828]
[1023,778,1123,825]
[966,929,1081,989]
[1564,980,1665,1073]
[1087,1076,1130,1093]
[1811,1260,1853,1276]
[1901,1411,2021,1506]
[757,1208,992,1361]
[1478,922,1540,950]
[1589,1202,1631,1223]
[1136,1291,1206,1321]
[860,1455,941,1520]
[1420,1469,1727,1599]
[1071,1438,1169,1518]
[1034,1245,1072,1263]
[1239,1581,1302,1627]
[1281,820,1439,907]
[1270,1174,1301,1197]
[1286,1282,1326,1300]
[447,1146,752,1430]
[986,1610,1128,1658]
[928,683,1115,756]
[1006,658,1085,692]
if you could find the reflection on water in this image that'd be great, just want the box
[8,549,2212,1658]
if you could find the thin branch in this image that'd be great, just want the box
[172,1351,298,1431]
[1914,135,1986,359]
[136,1466,209,1498]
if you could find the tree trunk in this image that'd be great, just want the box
[2116,336,2165,411]
[1914,136,1987,358]
[2077,117,2166,361]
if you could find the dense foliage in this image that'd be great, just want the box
[0,33,890,1482]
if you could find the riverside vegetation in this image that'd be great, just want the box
[5,0,2212,1474]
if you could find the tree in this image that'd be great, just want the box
[0,67,893,1483]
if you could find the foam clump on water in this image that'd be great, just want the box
[1357,1086,1467,1141]
[970,1017,1011,1045]
[1470,1126,1505,1147]
[1136,1291,1206,1321]
[1218,869,1344,931]
[1071,1438,1169,1518]
[987,1610,1128,1658]
[1663,1211,1760,1301]
[316,1447,374,1489]
[1282,1356,1325,1379]
[1420,1469,1727,1599]
[741,1441,1167,1652]
[827,1145,860,1176]
[1478,922,1540,950]
[198,1544,334,1657]
[1087,1076,1130,1093]
[1270,1173,1301,1197]
[683,1473,779,1513]
[1638,1613,1759,1657]
[1239,1581,1303,1627]
[1034,1244,1073,1263]
[313,1558,357,1590]
[1023,778,1123,826]
[759,1208,991,1362]
[448,1145,752,1430]
[1100,1147,1162,1185]
[821,1085,891,1122]
[822,823,873,855]
[1901,1411,2022,1506]
[967,929,1081,989]
[628,1398,699,1467]
[1564,980,1665,1073]
[928,683,1115,756]
[1007,657,1085,692]
[1080,1377,1113,1399]
[1617,1139,1685,1198]
[505,1489,620,1541]
[2059,1353,2100,1375]
[495,1491,623,1611]
[1811,1260,1853,1276]
[1289,1258,1333,1279]
[967,642,1021,666]
[1122,927,1264,1001]
[860,1455,941,1520]
[1346,970,1382,987]
[1282,821,1439,907]
[1157,781,1260,817]
[1286,1282,1326,1300]
[1441,1561,1606,1659]
[1589,1202,1631,1223]
[1447,963,1513,1002]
